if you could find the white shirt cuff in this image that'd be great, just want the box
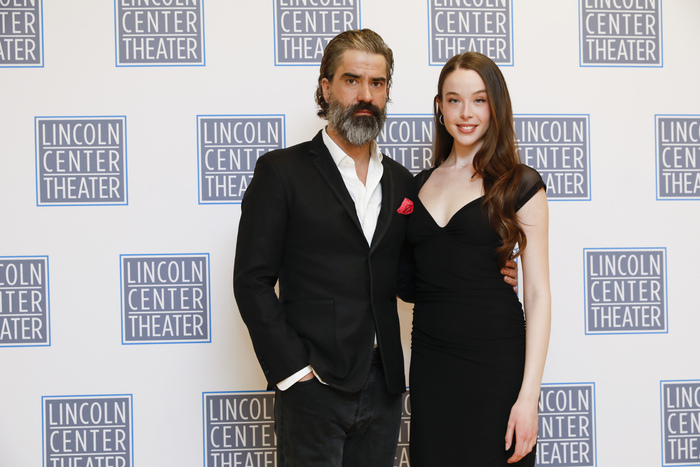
[276,366,313,391]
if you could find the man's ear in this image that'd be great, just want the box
[321,78,331,102]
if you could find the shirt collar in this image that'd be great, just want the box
[322,127,383,168]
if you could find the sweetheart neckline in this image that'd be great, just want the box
[415,195,485,229]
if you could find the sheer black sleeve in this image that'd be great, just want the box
[516,164,546,212]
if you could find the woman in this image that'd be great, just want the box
[402,52,551,465]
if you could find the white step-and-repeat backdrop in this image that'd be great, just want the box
[1,1,698,466]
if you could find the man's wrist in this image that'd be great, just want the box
[276,366,313,391]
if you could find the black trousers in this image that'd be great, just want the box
[274,359,402,467]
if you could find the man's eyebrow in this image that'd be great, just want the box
[339,72,387,82]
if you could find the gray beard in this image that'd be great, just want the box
[327,98,387,147]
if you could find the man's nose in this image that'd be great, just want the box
[357,82,372,102]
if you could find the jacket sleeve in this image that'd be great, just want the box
[397,170,421,303]
[397,239,416,303]
[233,154,308,387]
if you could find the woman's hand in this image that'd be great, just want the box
[504,397,539,463]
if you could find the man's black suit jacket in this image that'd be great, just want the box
[233,130,415,395]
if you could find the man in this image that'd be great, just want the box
[233,29,414,466]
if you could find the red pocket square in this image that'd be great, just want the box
[397,198,414,215]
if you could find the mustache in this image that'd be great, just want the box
[347,101,384,119]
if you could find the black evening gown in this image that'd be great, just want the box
[405,165,545,466]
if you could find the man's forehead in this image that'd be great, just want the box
[335,49,388,76]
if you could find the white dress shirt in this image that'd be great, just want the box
[277,128,384,390]
[323,128,384,245]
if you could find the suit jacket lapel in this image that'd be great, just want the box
[310,132,364,235]
[370,157,394,251]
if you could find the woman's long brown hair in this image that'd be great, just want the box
[433,52,526,267]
